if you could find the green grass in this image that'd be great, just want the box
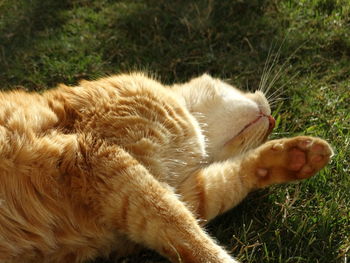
[1,0,349,262]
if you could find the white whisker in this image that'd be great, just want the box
[269,97,289,108]
[267,70,300,104]
[259,42,275,92]
[240,126,266,155]
[267,85,287,102]
[260,37,287,94]
[264,40,308,97]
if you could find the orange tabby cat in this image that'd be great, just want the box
[0,73,332,263]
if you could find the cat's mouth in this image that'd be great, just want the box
[236,113,275,138]
[224,113,275,146]
[236,116,263,137]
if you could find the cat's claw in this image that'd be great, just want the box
[254,136,333,187]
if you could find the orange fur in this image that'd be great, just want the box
[0,73,332,263]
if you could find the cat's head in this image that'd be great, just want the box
[173,74,275,161]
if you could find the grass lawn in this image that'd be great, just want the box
[1,0,349,262]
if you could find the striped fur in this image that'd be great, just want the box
[0,73,332,263]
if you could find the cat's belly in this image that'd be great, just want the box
[53,73,207,185]
[114,97,207,186]
[69,86,207,186]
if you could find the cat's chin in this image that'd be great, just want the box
[229,115,273,145]
[231,115,265,140]
[213,117,273,161]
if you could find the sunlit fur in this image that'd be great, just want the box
[0,73,332,263]
[173,74,272,161]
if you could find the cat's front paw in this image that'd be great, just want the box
[254,136,333,187]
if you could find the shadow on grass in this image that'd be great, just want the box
[0,0,72,89]
[206,185,346,263]
[0,0,71,54]
[102,0,279,83]
[0,0,290,90]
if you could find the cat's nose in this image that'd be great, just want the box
[268,115,275,131]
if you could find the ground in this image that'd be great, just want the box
[0,0,349,262]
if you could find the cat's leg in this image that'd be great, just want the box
[178,136,332,221]
[76,139,239,263]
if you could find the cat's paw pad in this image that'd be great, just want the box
[288,147,307,171]
[255,136,333,186]
[286,137,333,179]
